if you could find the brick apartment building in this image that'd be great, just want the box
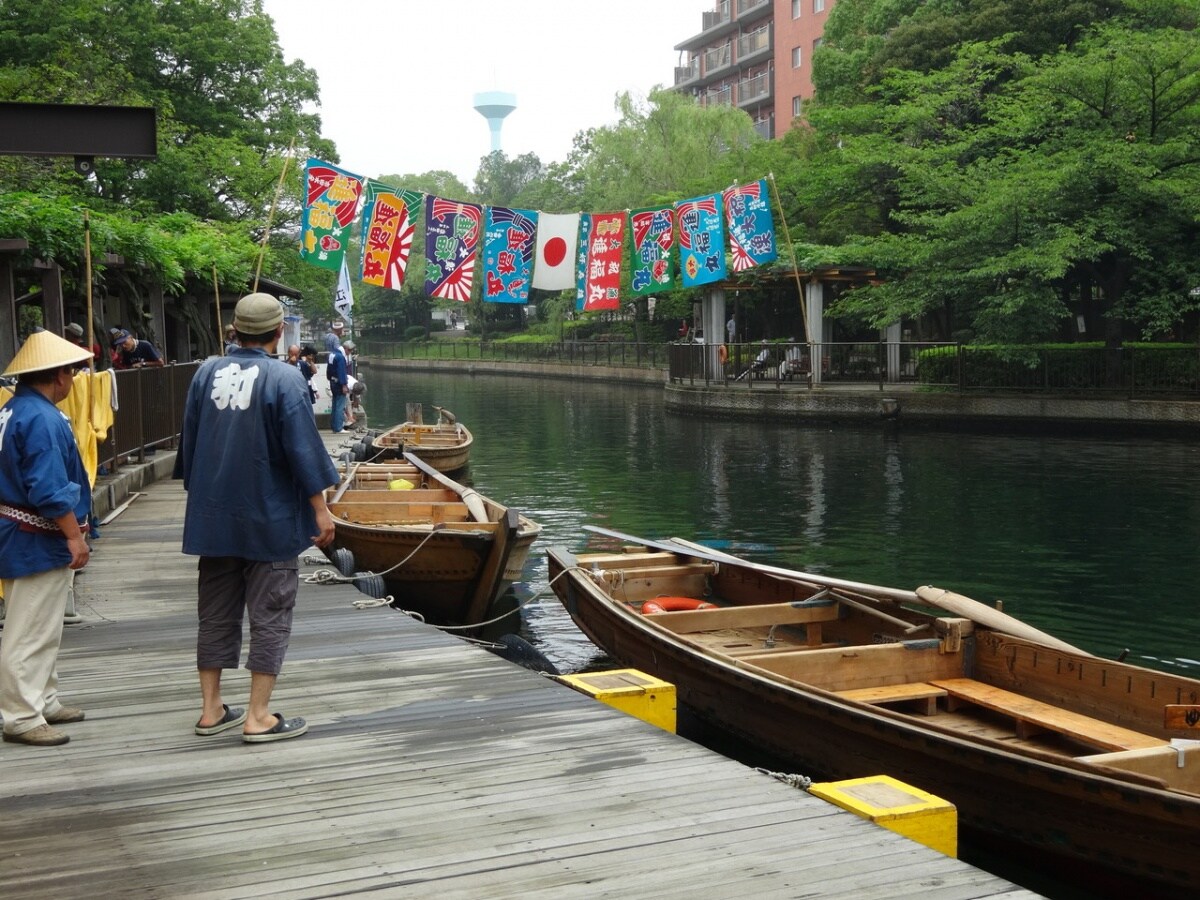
[673,0,835,140]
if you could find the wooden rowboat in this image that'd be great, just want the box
[367,407,472,474]
[327,452,540,636]
[547,527,1200,896]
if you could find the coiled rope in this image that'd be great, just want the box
[754,767,813,791]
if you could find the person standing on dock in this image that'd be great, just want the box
[324,328,348,435]
[0,330,94,747]
[174,293,339,744]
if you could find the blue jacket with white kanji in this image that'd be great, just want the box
[174,347,338,561]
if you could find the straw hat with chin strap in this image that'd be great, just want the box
[3,329,93,377]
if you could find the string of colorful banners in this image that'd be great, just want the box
[298,158,778,309]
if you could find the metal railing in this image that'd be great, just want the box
[100,361,200,472]
[704,43,733,75]
[667,342,1200,398]
[359,339,669,371]
[737,25,771,61]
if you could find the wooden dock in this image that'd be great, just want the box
[0,450,1037,898]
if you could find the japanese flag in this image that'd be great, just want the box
[532,212,580,291]
[334,258,354,324]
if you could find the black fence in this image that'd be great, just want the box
[668,342,1200,398]
[100,361,200,472]
[359,339,668,370]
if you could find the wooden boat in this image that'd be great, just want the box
[367,406,471,473]
[547,527,1200,896]
[327,452,540,636]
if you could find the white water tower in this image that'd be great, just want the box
[473,91,517,154]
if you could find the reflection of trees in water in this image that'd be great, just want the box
[367,369,1200,674]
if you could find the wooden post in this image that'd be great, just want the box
[212,266,223,355]
[84,212,94,373]
[253,138,296,292]
[406,402,423,425]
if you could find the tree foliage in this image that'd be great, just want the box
[795,1,1200,342]
[0,0,335,313]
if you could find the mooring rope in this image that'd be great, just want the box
[425,565,586,632]
[302,529,442,588]
[754,767,813,791]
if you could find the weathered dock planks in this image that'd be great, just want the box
[0,460,1037,899]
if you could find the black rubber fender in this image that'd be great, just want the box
[331,547,355,576]
[490,634,559,676]
[353,572,387,599]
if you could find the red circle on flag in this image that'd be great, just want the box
[543,237,567,267]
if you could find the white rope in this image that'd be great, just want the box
[430,565,586,632]
[754,767,813,791]
[302,529,443,589]
[351,594,393,610]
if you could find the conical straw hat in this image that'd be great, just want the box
[3,329,93,377]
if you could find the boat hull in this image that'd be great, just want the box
[329,455,539,633]
[547,545,1200,895]
[368,422,472,474]
[331,521,535,623]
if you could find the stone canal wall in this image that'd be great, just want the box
[363,358,1200,433]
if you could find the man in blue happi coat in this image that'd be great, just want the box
[0,330,94,746]
[324,323,348,434]
[174,293,338,744]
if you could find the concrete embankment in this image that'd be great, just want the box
[364,357,1200,434]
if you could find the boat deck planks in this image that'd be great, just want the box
[0,472,1033,898]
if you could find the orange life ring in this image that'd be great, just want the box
[718,344,729,364]
[641,596,716,615]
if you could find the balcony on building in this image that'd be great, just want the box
[703,85,734,108]
[753,113,775,140]
[738,69,773,108]
[675,57,701,87]
[736,0,773,25]
[703,42,734,80]
[676,1,736,52]
[736,23,772,67]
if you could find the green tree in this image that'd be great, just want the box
[472,151,546,208]
[810,19,1200,342]
[0,0,336,321]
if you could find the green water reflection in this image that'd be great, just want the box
[361,367,1200,676]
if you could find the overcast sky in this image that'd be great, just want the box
[261,0,707,189]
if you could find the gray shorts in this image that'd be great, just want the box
[196,557,299,676]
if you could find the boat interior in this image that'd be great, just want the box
[569,547,1200,794]
[328,464,501,529]
[376,423,467,448]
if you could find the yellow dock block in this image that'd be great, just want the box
[557,669,676,733]
[808,774,957,857]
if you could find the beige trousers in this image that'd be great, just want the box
[0,566,71,735]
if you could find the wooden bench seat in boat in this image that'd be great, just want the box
[645,598,842,634]
[929,678,1168,752]
[336,489,458,503]
[332,501,473,524]
[836,682,948,715]
[740,639,963,690]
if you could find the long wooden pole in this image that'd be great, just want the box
[83,211,95,374]
[767,172,814,380]
[253,138,296,292]
[212,265,224,356]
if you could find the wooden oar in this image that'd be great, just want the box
[584,526,1089,656]
[915,586,1086,655]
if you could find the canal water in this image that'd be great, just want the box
[363,366,1200,678]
